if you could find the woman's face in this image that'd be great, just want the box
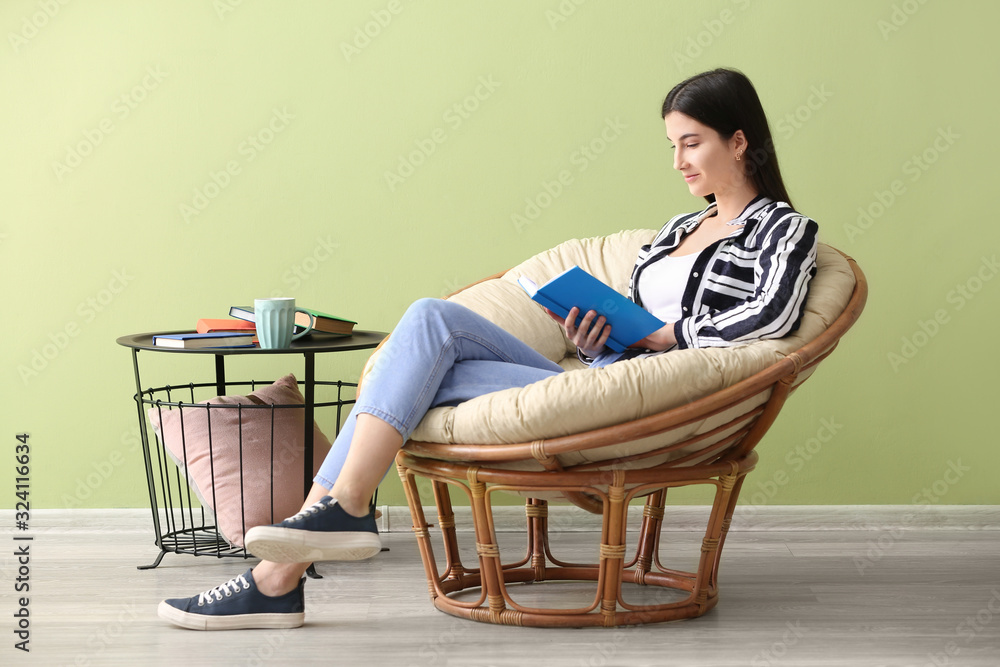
[664,111,745,199]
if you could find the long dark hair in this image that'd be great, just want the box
[662,68,792,208]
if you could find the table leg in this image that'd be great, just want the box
[132,348,165,567]
[303,353,323,579]
[214,355,226,397]
[303,352,315,500]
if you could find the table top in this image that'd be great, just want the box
[117,330,387,355]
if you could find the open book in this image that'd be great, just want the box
[518,266,665,352]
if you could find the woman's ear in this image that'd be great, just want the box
[732,129,748,156]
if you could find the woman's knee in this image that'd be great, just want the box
[405,297,445,316]
[400,297,465,325]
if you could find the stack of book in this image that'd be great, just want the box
[152,306,357,349]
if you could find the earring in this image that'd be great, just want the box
[736,151,742,161]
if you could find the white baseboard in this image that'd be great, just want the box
[382,504,1000,533]
[10,505,998,533]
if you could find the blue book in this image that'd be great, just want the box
[153,332,256,349]
[517,266,665,352]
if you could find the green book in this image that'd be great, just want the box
[294,308,356,336]
[229,306,356,336]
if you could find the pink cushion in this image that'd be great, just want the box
[148,374,331,546]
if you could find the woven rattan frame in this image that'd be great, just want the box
[391,250,866,628]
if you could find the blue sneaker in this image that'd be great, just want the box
[244,496,381,563]
[158,569,304,630]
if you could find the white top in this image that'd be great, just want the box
[636,252,699,324]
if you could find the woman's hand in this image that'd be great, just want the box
[629,323,677,351]
[544,307,611,358]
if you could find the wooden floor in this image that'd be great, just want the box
[5,510,1000,666]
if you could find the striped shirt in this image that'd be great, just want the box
[589,196,818,366]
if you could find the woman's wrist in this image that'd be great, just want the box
[658,323,678,349]
[631,323,677,351]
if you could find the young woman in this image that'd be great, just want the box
[158,68,818,630]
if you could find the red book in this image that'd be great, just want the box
[196,319,257,334]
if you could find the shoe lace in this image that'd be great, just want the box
[197,574,251,606]
[287,498,333,523]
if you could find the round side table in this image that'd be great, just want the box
[117,330,386,569]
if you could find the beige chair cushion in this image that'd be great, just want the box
[378,230,855,467]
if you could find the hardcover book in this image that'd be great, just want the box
[518,266,664,353]
[153,332,256,349]
[294,308,356,336]
[196,318,256,334]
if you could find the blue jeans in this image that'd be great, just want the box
[314,298,565,488]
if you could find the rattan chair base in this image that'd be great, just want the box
[395,450,756,628]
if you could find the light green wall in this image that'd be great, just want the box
[2,1,996,510]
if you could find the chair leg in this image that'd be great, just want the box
[466,469,510,622]
[396,461,440,601]
[692,469,742,610]
[710,473,747,588]
[598,471,628,627]
[631,489,666,584]
[526,499,548,581]
[432,479,467,581]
